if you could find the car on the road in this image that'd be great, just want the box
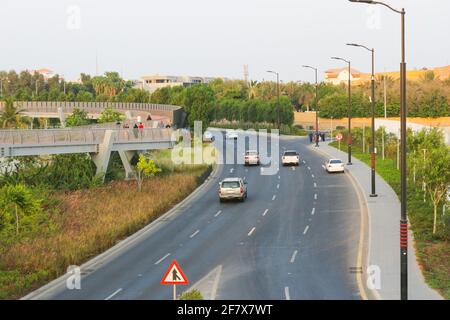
[282,150,300,166]
[225,130,238,140]
[324,159,345,173]
[203,130,215,142]
[218,177,248,202]
[244,150,260,166]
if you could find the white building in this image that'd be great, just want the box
[137,74,223,93]
[324,67,371,86]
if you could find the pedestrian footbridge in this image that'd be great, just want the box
[0,127,176,180]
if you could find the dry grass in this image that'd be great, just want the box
[0,167,208,299]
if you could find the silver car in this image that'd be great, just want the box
[218,177,248,202]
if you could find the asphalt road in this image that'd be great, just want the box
[27,132,362,300]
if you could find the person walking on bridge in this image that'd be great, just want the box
[133,123,139,138]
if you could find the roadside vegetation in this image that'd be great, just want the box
[330,127,450,299]
[0,148,210,299]
[0,104,212,299]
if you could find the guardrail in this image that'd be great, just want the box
[0,128,174,145]
[0,101,182,113]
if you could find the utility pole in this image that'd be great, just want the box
[302,65,319,147]
[266,70,280,130]
[346,42,377,196]
[331,56,352,164]
[349,0,408,299]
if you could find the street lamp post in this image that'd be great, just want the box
[347,43,378,197]
[266,71,280,130]
[302,65,319,147]
[331,57,352,164]
[349,0,408,301]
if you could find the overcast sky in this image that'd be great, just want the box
[1,0,449,82]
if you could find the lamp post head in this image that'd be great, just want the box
[348,0,374,3]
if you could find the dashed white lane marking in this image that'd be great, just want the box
[311,208,316,215]
[278,175,281,179]
[291,167,296,171]
[272,195,277,201]
[276,184,280,189]
[314,193,317,200]
[290,250,298,263]
[214,210,222,217]
[303,225,309,235]
[230,168,234,173]
[314,182,317,188]
[307,166,311,170]
[154,253,171,265]
[105,288,122,300]
[284,287,291,300]
[263,209,269,216]
[311,174,315,178]
[190,230,200,238]
[248,227,256,236]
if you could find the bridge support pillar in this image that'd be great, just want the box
[118,150,136,180]
[91,130,115,182]
[58,107,66,128]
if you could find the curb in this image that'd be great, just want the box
[308,143,377,300]
[22,160,223,300]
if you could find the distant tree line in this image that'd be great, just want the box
[1,70,449,130]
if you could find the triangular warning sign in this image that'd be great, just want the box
[160,260,189,285]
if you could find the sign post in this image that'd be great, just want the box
[160,260,189,300]
[336,133,343,151]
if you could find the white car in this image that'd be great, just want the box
[244,150,260,166]
[225,130,238,140]
[203,131,215,142]
[282,150,300,166]
[218,177,248,202]
[324,159,345,173]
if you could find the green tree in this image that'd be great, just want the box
[135,154,162,192]
[0,184,44,236]
[416,143,450,234]
[0,98,27,128]
[98,106,125,123]
[184,84,215,130]
[65,108,90,127]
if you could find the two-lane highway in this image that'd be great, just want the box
[26,132,364,300]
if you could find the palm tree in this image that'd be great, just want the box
[0,98,27,128]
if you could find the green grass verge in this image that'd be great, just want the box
[330,141,449,299]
